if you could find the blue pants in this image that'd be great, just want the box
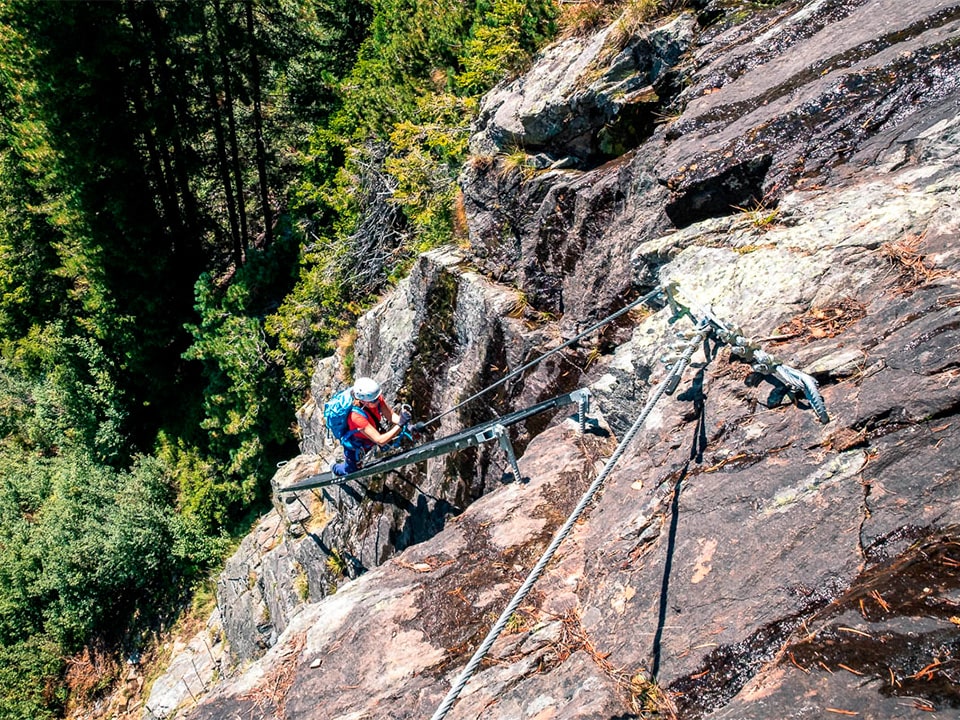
[332,444,366,477]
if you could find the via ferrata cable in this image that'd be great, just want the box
[428,318,711,720]
[422,285,664,428]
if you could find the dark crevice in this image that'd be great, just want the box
[663,154,774,228]
[789,531,960,709]
[861,524,931,566]
[921,398,960,424]
[668,612,811,719]
[860,292,960,350]
[851,406,913,436]
[850,399,960,444]
[858,472,873,565]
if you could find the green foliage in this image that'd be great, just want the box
[265,260,349,395]
[499,145,538,180]
[334,0,474,140]
[0,0,565,712]
[261,0,373,126]
[0,448,218,654]
[0,324,126,464]
[293,562,310,601]
[0,147,69,340]
[384,93,475,251]
[0,455,50,644]
[325,547,349,577]
[272,0,559,387]
[29,455,202,648]
[456,0,558,94]
[155,432,227,531]
[183,242,298,531]
[735,200,780,229]
[0,346,223,712]
[287,127,349,219]
[0,636,64,720]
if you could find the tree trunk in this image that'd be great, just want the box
[133,1,204,261]
[246,0,273,250]
[201,9,243,267]
[213,0,249,263]
[124,3,183,241]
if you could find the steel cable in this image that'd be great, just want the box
[423,286,664,428]
[428,319,710,720]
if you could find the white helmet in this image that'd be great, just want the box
[352,377,382,403]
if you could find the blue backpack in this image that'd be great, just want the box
[324,389,357,440]
[324,389,376,449]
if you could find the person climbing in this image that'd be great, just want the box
[330,377,412,477]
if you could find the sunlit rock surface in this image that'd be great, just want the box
[153,1,960,718]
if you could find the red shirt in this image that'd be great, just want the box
[348,399,386,446]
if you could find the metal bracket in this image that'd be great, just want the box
[487,424,522,483]
[280,387,595,493]
[661,283,829,423]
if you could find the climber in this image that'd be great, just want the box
[330,377,412,477]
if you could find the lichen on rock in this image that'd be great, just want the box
[158,2,960,718]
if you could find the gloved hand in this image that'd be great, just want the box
[398,409,412,426]
[409,421,426,434]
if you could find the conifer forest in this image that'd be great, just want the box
[0,0,560,715]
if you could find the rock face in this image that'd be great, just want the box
[155,1,960,718]
[214,247,575,667]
